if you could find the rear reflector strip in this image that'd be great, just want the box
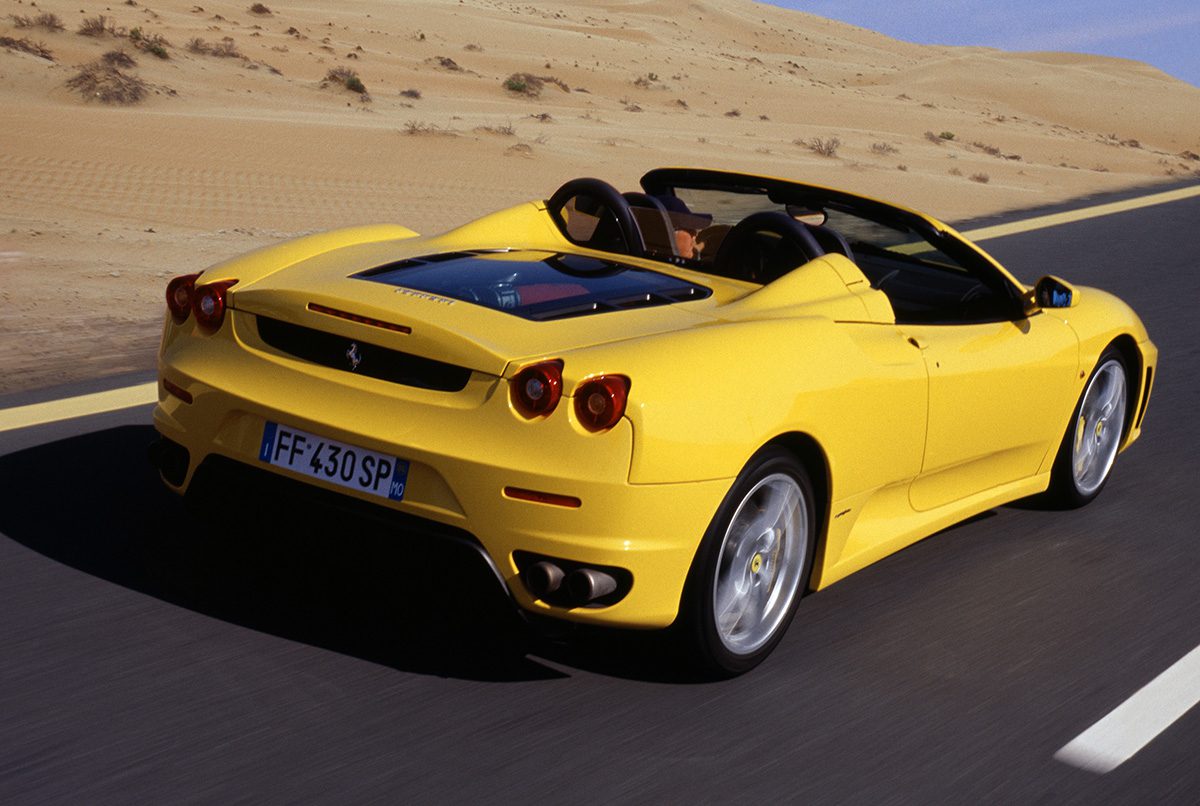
[307,302,412,334]
[503,486,582,509]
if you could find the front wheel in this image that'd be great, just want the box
[1045,349,1129,508]
[681,448,816,676]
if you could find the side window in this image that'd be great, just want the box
[828,211,1017,324]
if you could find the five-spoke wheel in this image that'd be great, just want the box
[683,448,815,676]
[1047,347,1130,507]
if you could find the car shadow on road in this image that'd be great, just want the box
[0,425,574,682]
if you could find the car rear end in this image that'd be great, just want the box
[152,246,734,629]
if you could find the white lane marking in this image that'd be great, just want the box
[1054,643,1200,774]
[0,382,158,433]
[961,184,1200,242]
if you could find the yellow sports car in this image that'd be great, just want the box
[151,168,1156,674]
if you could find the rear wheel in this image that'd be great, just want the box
[681,448,815,676]
[1046,349,1129,508]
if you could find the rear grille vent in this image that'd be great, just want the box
[255,315,472,392]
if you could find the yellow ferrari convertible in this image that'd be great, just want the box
[151,168,1156,674]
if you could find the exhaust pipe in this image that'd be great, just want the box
[566,568,618,605]
[524,561,564,599]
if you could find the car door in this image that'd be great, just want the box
[904,313,1079,512]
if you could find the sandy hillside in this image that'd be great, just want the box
[2,0,1198,394]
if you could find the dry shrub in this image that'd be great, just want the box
[724,109,741,118]
[66,61,147,104]
[427,55,462,72]
[399,88,422,99]
[870,141,898,156]
[129,28,169,58]
[0,36,53,59]
[939,131,956,141]
[475,123,516,136]
[529,112,552,122]
[325,66,366,94]
[969,172,990,183]
[11,13,65,31]
[972,141,1002,157]
[948,167,963,176]
[802,136,841,158]
[505,143,534,158]
[101,50,136,68]
[248,3,272,14]
[502,72,568,97]
[77,16,121,37]
[923,130,943,145]
[188,37,241,58]
[463,43,483,52]
[403,120,455,136]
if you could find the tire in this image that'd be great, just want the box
[680,447,816,676]
[1045,348,1129,508]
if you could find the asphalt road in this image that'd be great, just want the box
[2,189,1199,803]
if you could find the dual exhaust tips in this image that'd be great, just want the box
[525,561,617,606]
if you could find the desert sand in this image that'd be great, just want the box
[2,0,1198,394]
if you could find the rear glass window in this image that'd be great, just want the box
[355,250,711,321]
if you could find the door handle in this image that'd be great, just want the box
[906,335,927,350]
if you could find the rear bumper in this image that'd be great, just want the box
[154,322,731,629]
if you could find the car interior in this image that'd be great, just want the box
[546,171,1024,325]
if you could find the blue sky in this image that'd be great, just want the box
[763,0,1200,87]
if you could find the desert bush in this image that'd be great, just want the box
[77,16,112,37]
[325,66,366,94]
[66,61,147,104]
[188,37,241,58]
[0,36,53,60]
[897,164,908,171]
[400,88,422,99]
[475,123,516,136]
[529,112,553,122]
[938,131,955,141]
[923,130,943,145]
[249,3,272,14]
[129,28,169,59]
[803,136,841,158]
[972,141,1001,157]
[870,141,898,156]
[724,109,741,118]
[11,13,65,31]
[102,50,136,68]
[948,167,963,176]
[969,172,990,183]
[428,56,463,72]
[403,120,456,137]
[463,43,483,52]
[502,72,567,97]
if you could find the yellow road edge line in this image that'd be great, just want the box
[0,381,158,434]
[961,184,1200,242]
[2,184,1198,434]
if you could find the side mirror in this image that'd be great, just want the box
[1034,275,1079,309]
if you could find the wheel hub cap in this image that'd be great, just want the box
[1071,360,1127,496]
[713,474,808,655]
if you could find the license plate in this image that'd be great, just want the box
[258,422,409,501]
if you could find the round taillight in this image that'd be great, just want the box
[511,360,563,418]
[192,280,237,332]
[166,273,200,323]
[574,375,629,432]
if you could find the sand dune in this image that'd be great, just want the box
[2,0,1198,392]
